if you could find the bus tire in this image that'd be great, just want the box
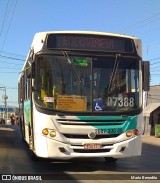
[104,157,117,163]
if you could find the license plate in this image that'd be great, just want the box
[84,143,102,149]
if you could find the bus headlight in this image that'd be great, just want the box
[50,130,56,137]
[126,130,133,137]
[42,128,49,136]
[126,129,140,138]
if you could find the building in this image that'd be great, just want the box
[143,85,160,135]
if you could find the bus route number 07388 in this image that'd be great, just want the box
[107,97,134,107]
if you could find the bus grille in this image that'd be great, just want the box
[73,149,111,153]
[57,118,125,126]
[63,134,119,139]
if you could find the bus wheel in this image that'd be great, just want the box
[104,157,117,163]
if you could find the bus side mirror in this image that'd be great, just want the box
[143,61,150,91]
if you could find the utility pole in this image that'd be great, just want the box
[0,87,8,122]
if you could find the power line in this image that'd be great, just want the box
[143,41,160,55]
[0,0,9,38]
[0,50,25,58]
[150,71,160,73]
[138,27,160,35]
[147,46,160,53]
[150,61,160,66]
[148,43,160,50]
[120,11,160,32]
[0,60,23,66]
[1,0,18,49]
[148,57,160,62]
[0,72,18,74]
[146,48,160,55]
[143,47,160,55]
[151,66,159,69]
[0,66,20,70]
[151,65,160,70]
[0,54,25,61]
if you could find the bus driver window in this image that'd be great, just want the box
[37,57,53,107]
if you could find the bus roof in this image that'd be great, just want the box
[34,30,139,38]
[32,31,140,45]
[18,31,141,82]
[30,30,141,56]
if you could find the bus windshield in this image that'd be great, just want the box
[34,54,142,113]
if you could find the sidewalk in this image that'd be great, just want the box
[142,135,160,146]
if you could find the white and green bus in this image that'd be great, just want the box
[18,31,150,161]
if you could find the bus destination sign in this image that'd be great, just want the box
[47,34,133,52]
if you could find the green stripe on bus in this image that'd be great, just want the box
[77,116,137,134]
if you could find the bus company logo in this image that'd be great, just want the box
[88,132,96,139]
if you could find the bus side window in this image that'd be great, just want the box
[39,60,54,108]
[39,73,47,106]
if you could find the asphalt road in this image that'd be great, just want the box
[0,125,160,183]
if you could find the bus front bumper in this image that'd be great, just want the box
[35,135,142,160]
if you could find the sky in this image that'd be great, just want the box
[0,0,160,107]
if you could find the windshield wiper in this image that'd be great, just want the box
[62,51,81,83]
[107,54,121,95]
